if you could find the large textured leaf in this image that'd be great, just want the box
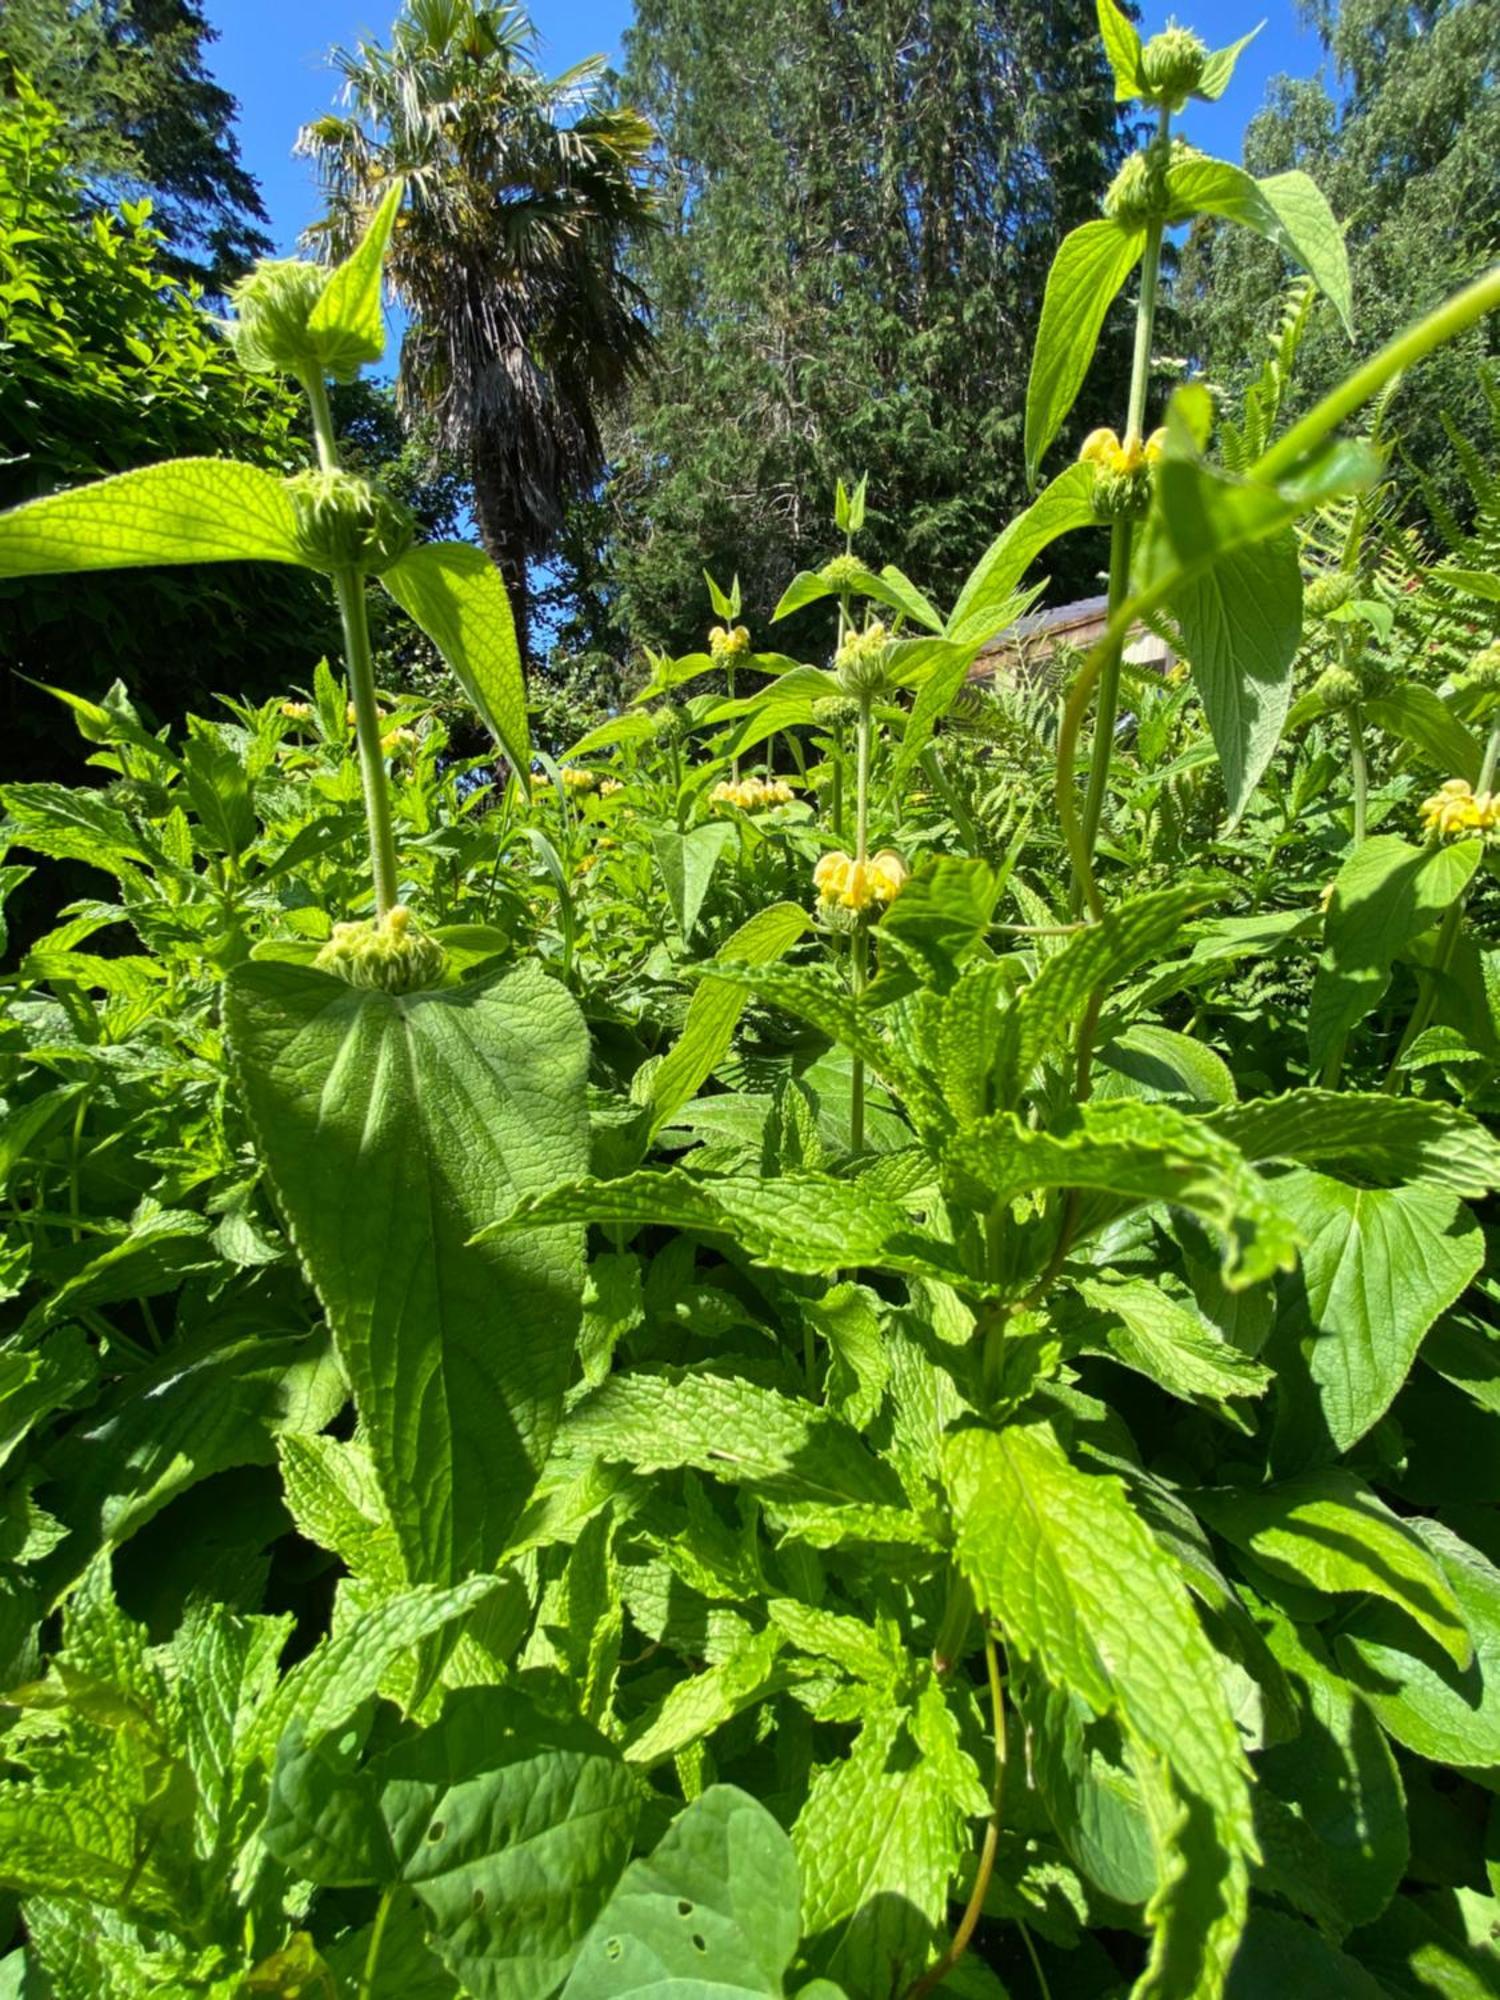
[383,543,530,772]
[796,1700,971,1994]
[1167,160,1353,334]
[379,1688,640,2000]
[947,1422,1256,2000]
[1210,1089,1500,1199]
[249,1575,505,1762]
[1195,1472,1470,1666]
[0,459,300,574]
[226,958,589,1583]
[558,1369,906,1512]
[1226,1913,1390,1999]
[1257,1615,1408,1932]
[1307,834,1481,1073]
[565,1786,810,1998]
[1024,220,1147,483]
[1097,0,1144,98]
[648,903,809,1132]
[947,464,1097,646]
[1270,1168,1483,1457]
[1074,1274,1272,1411]
[489,1169,968,1289]
[946,1099,1299,1287]
[1365,686,1482,784]
[1337,1523,1500,1768]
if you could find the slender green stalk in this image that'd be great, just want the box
[850,694,873,1152]
[358,1885,396,2000]
[1255,262,1500,485]
[296,362,400,917]
[334,567,401,917]
[1348,702,1369,845]
[1078,106,1169,883]
[905,1631,1006,2000]
[300,368,340,473]
[1383,713,1500,1091]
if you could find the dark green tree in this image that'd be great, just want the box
[1176,0,1499,524]
[596,0,1136,655]
[0,0,272,288]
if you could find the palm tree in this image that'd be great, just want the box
[300,0,654,661]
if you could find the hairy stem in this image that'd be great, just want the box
[1383,713,1500,1091]
[1077,106,1169,888]
[850,694,874,1152]
[335,567,401,918]
[358,1884,396,2000]
[1350,702,1369,845]
[905,1631,1007,2000]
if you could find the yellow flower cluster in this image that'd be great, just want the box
[712,776,795,812]
[534,767,599,794]
[280,699,311,721]
[1078,426,1167,475]
[709,623,751,659]
[1419,778,1500,839]
[600,777,624,797]
[381,726,419,757]
[813,848,908,912]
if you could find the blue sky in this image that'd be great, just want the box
[204,0,1328,253]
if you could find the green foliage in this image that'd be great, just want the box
[2,12,1500,2000]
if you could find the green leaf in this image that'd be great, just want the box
[992,881,1214,1106]
[1308,834,1481,1073]
[379,1687,640,2000]
[1365,686,1482,784]
[1097,1025,1238,1108]
[1225,1912,1390,1999]
[382,543,530,773]
[1195,26,1263,102]
[1167,159,1353,336]
[558,1369,905,1512]
[1024,222,1148,485]
[1165,521,1303,827]
[1209,1089,1500,1199]
[1195,1471,1471,1667]
[264,1709,394,1887]
[487,1168,971,1290]
[1073,1274,1272,1411]
[796,1701,970,1995]
[41,1324,342,1596]
[890,639,988,780]
[947,464,1097,646]
[946,1099,1298,1288]
[869,857,999,995]
[250,1575,506,1764]
[1257,1613,1408,1932]
[225,958,590,1583]
[1097,0,1144,99]
[946,1421,1256,2000]
[1337,1523,1500,1768]
[648,903,809,1133]
[0,459,301,576]
[651,822,736,941]
[1271,1168,1482,1456]
[565,1785,805,1998]
[307,179,404,379]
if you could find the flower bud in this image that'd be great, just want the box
[1304,572,1356,618]
[313,906,447,993]
[226,260,331,379]
[821,553,867,592]
[1455,641,1500,696]
[1138,25,1210,108]
[1313,664,1362,712]
[811,694,863,730]
[1103,139,1199,229]
[835,621,893,699]
[288,470,416,577]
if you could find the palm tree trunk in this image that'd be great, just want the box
[468,435,532,674]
